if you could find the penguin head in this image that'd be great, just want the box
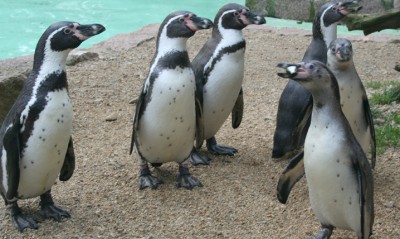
[328,38,353,63]
[39,21,106,52]
[277,61,338,94]
[319,1,362,27]
[215,3,266,31]
[160,11,213,39]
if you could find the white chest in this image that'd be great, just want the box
[304,115,361,232]
[18,89,73,199]
[334,69,370,155]
[203,49,245,138]
[137,68,196,164]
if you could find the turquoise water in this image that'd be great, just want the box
[0,1,398,60]
[0,0,245,60]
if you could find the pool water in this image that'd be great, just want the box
[0,0,398,60]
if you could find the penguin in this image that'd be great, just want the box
[327,38,376,169]
[0,21,105,231]
[277,60,374,239]
[129,11,213,190]
[189,3,266,165]
[272,0,362,159]
[277,38,377,204]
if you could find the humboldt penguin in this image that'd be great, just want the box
[277,60,374,239]
[189,3,266,165]
[0,21,105,231]
[327,38,376,169]
[130,11,213,189]
[272,0,362,159]
[277,37,377,204]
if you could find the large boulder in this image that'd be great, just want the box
[246,0,392,22]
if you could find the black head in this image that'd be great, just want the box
[159,11,213,39]
[38,21,105,52]
[32,21,105,70]
[318,1,361,27]
[328,38,353,63]
[214,3,266,31]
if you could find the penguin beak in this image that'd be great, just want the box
[337,1,363,15]
[187,15,213,31]
[277,63,301,78]
[74,24,106,41]
[335,46,352,62]
[242,9,266,25]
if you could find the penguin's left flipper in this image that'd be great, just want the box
[130,89,146,155]
[351,151,374,238]
[363,97,376,169]
[2,121,22,201]
[195,97,205,149]
[276,151,305,204]
[59,137,75,181]
[231,88,243,129]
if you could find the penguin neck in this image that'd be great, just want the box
[313,14,338,49]
[32,46,71,80]
[311,81,342,119]
[157,29,188,56]
[214,26,244,47]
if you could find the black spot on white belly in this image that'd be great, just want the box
[337,174,340,178]
[341,187,344,191]
[336,159,340,163]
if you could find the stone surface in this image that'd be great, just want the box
[246,0,390,21]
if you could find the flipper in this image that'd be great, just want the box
[363,97,376,169]
[130,89,146,155]
[231,88,243,129]
[59,137,75,181]
[2,121,22,200]
[277,151,305,204]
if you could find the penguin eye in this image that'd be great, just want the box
[331,47,336,53]
[233,11,240,16]
[309,64,315,70]
[178,17,185,23]
[63,28,72,34]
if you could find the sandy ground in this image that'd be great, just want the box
[0,24,399,238]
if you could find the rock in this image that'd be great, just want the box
[67,50,99,66]
[384,201,396,208]
[395,64,400,72]
[245,0,390,22]
[105,113,118,122]
[0,70,29,124]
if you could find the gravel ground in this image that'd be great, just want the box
[0,24,399,238]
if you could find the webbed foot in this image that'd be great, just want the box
[189,147,211,165]
[40,191,71,221]
[312,226,333,239]
[206,137,237,156]
[7,202,38,232]
[176,164,203,190]
[139,164,162,190]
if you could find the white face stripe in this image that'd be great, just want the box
[203,10,244,75]
[20,27,71,130]
[320,5,338,47]
[144,14,188,93]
